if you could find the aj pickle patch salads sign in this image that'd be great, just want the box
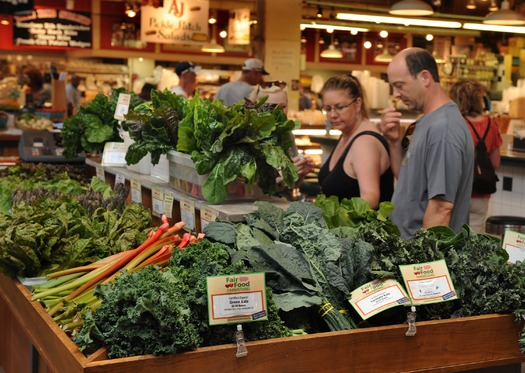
[14,9,92,48]
[140,0,209,45]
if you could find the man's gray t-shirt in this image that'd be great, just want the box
[215,81,254,106]
[391,101,474,239]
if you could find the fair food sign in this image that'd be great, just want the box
[140,0,209,45]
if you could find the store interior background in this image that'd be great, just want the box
[3,0,525,218]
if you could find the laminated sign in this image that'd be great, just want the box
[399,259,458,305]
[207,273,267,326]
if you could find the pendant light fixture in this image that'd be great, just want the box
[466,0,477,10]
[483,0,525,25]
[320,31,342,59]
[389,0,434,16]
[201,13,225,54]
[489,0,499,11]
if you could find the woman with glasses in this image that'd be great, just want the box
[318,75,393,209]
[249,83,316,199]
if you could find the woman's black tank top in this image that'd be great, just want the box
[318,131,394,202]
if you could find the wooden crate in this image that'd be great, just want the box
[1,273,524,373]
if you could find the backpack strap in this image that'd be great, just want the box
[465,116,490,144]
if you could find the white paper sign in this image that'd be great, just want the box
[503,230,525,264]
[151,186,164,216]
[163,191,174,219]
[180,197,196,232]
[115,173,125,185]
[114,93,131,121]
[349,279,409,320]
[200,205,218,230]
[130,179,142,204]
[101,142,128,167]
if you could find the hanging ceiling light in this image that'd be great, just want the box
[125,1,139,18]
[0,17,9,26]
[466,0,477,10]
[483,0,525,25]
[389,0,434,16]
[320,32,342,59]
[201,23,225,53]
[488,0,499,11]
[375,48,395,62]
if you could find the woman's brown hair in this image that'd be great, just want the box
[449,78,485,117]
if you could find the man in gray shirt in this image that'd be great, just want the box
[214,58,269,106]
[380,48,474,239]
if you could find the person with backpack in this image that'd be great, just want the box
[450,79,502,233]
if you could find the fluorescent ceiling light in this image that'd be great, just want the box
[336,12,461,28]
[463,22,525,34]
[483,0,525,25]
[300,23,368,33]
[389,0,434,16]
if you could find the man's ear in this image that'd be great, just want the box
[419,70,433,87]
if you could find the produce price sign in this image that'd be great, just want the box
[130,179,142,204]
[502,230,525,264]
[399,259,457,305]
[348,279,410,320]
[200,205,218,230]
[207,273,267,326]
[179,197,195,232]
[151,186,164,217]
[101,142,128,167]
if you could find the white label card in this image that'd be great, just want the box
[115,173,125,186]
[503,230,525,264]
[130,179,142,204]
[180,197,196,232]
[163,191,174,219]
[114,93,131,121]
[200,205,218,230]
[348,279,410,320]
[151,186,164,217]
[399,259,457,305]
[101,142,129,167]
[207,273,267,325]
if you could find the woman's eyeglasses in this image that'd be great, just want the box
[321,98,357,115]
[401,122,416,152]
[260,80,287,89]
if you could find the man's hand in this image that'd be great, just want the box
[379,106,402,144]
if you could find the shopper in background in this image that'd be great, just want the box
[380,47,474,239]
[249,82,316,198]
[215,58,268,106]
[21,66,51,108]
[318,74,394,209]
[171,61,200,98]
[138,82,157,102]
[449,78,502,233]
[66,74,81,117]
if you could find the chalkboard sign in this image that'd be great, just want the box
[13,9,92,49]
[0,0,34,15]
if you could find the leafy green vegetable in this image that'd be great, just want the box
[0,194,151,278]
[62,88,142,159]
[76,239,292,357]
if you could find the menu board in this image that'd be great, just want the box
[13,8,92,48]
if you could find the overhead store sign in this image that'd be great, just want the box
[13,9,92,48]
[140,0,209,45]
[0,0,34,15]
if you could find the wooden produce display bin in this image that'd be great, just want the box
[1,273,525,373]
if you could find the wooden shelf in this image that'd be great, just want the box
[1,273,524,373]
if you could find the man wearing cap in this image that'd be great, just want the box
[214,58,269,106]
[171,61,200,98]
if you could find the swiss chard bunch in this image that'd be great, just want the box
[123,89,183,165]
[177,95,299,203]
[62,88,142,159]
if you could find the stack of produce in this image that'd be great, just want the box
[124,89,299,203]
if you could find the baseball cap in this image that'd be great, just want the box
[175,61,200,77]
[242,58,269,75]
